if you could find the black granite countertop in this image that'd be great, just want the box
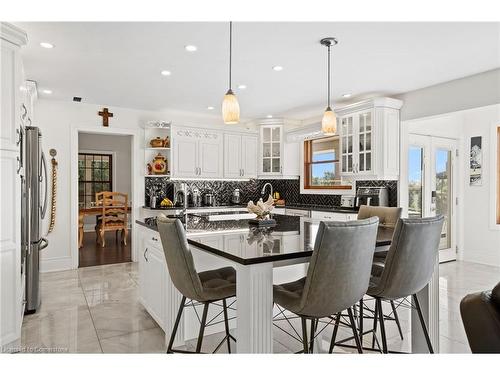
[136,213,392,265]
[142,203,358,214]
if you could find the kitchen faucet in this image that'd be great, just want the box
[261,182,273,199]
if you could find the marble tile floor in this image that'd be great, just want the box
[19,260,499,353]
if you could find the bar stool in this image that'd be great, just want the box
[157,217,237,353]
[367,215,444,353]
[356,205,403,342]
[273,218,379,353]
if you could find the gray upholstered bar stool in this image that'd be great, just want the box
[356,205,403,341]
[273,218,379,353]
[157,217,237,353]
[367,215,444,354]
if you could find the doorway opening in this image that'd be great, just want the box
[77,132,133,267]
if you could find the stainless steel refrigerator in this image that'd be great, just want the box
[22,126,49,314]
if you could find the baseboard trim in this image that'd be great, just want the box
[40,256,74,273]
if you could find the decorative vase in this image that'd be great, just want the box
[151,154,167,175]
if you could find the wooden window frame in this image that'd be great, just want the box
[78,152,113,208]
[303,137,351,190]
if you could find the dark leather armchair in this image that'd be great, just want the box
[460,281,500,353]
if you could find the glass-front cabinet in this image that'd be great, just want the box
[337,97,402,180]
[260,124,282,175]
[339,110,373,176]
[357,111,373,174]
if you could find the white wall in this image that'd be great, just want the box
[402,104,500,267]
[35,99,225,272]
[396,68,500,121]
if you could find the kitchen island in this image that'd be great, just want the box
[136,212,394,353]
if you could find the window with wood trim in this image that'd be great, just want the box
[497,126,500,224]
[78,153,113,209]
[303,136,351,189]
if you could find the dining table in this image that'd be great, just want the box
[137,212,439,353]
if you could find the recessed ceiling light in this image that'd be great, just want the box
[161,70,171,76]
[266,115,273,119]
[238,84,247,90]
[207,106,214,110]
[342,93,352,98]
[42,89,52,94]
[272,66,283,72]
[185,45,197,52]
[40,42,54,49]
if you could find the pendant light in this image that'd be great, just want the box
[320,37,338,135]
[222,21,240,124]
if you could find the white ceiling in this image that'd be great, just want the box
[16,22,500,120]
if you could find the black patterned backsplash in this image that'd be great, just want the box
[145,178,398,208]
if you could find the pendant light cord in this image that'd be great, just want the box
[327,44,331,107]
[229,21,232,90]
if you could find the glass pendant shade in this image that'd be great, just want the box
[222,89,240,125]
[321,106,337,135]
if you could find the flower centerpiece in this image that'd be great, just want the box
[247,195,276,226]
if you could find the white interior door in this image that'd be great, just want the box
[407,134,458,263]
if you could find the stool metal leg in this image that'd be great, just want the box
[412,294,434,353]
[359,299,364,339]
[347,308,363,353]
[195,302,210,353]
[301,317,309,354]
[167,296,186,353]
[328,312,341,353]
[371,299,379,349]
[376,298,388,353]
[390,300,404,340]
[222,299,231,353]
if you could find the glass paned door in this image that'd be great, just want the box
[340,116,354,173]
[435,149,452,251]
[357,111,372,173]
[408,146,424,218]
[407,135,457,263]
[261,126,281,174]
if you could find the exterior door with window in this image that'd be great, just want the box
[78,153,113,208]
[407,134,458,262]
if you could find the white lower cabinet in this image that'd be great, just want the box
[139,232,166,330]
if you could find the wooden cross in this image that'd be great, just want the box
[98,107,113,127]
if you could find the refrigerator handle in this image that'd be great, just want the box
[40,151,49,219]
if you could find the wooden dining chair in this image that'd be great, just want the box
[95,191,129,247]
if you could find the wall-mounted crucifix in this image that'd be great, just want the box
[98,107,114,127]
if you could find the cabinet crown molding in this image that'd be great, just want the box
[0,22,27,46]
[335,97,403,116]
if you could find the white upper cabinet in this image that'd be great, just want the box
[223,133,258,179]
[171,127,223,179]
[198,135,223,178]
[337,97,402,180]
[258,119,300,179]
[241,135,258,178]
